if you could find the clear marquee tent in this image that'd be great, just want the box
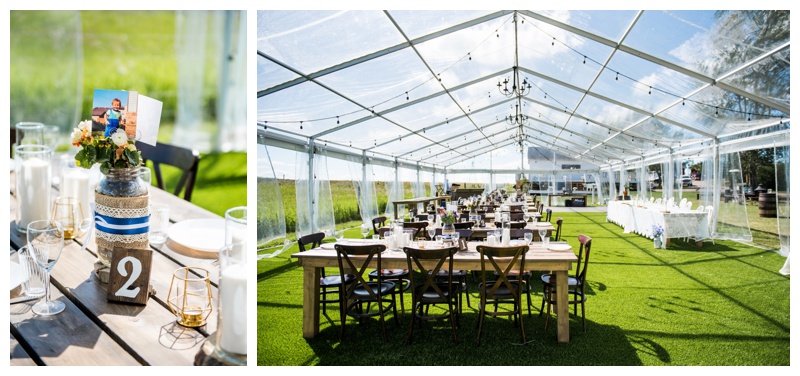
[256,10,789,268]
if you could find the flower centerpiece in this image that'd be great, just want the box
[438,208,456,235]
[71,120,148,273]
[652,224,665,248]
[72,120,142,174]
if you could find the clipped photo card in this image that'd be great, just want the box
[92,89,161,146]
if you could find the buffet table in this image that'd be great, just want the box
[607,200,709,247]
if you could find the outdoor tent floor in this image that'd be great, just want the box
[257,210,789,366]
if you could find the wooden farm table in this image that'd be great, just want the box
[9,172,230,366]
[391,196,451,219]
[292,240,578,343]
[470,221,555,239]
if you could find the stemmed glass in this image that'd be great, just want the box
[524,232,533,245]
[335,230,345,244]
[27,220,65,316]
[452,231,460,249]
[539,228,549,245]
[427,213,434,224]
[523,212,530,223]
[427,226,436,241]
[360,224,370,244]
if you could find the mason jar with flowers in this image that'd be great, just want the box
[72,120,149,273]
[652,224,665,249]
[439,209,456,236]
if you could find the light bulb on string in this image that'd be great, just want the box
[615,72,619,81]
[336,116,340,125]
[300,121,303,130]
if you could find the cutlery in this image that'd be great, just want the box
[10,295,41,305]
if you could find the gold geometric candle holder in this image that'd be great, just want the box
[167,267,213,327]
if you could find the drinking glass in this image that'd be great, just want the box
[452,231,460,246]
[335,230,345,243]
[224,206,247,247]
[539,228,549,245]
[427,226,436,240]
[427,214,434,224]
[524,232,533,245]
[16,245,46,298]
[523,212,530,223]
[27,220,65,315]
[15,122,45,146]
[360,224,370,243]
[493,229,501,240]
[149,204,170,245]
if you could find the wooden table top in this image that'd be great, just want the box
[9,171,232,366]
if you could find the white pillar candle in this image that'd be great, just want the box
[219,263,247,354]
[502,228,511,246]
[231,229,247,253]
[61,169,91,221]
[487,235,496,246]
[18,157,50,231]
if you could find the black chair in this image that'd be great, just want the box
[509,212,524,221]
[544,208,553,223]
[298,232,354,316]
[136,141,200,201]
[541,234,592,332]
[371,216,387,234]
[404,245,461,344]
[476,244,529,345]
[334,243,398,341]
[415,213,432,222]
[494,221,526,229]
[453,221,474,230]
[552,217,563,242]
[403,221,429,240]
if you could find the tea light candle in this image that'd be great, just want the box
[61,169,91,221]
[219,263,247,354]
[18,157,50,231]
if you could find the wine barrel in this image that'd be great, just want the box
[758,192,777,218]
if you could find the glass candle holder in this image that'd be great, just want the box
[51,196,84,240]
[15,122,45,147]
[167,267,213,328]
[15,145,53,233]
[195,241,248,366]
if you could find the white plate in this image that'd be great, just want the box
[10,261,26,291]
[547,244,572,252]
[534,222,550,227]
[166,219,226,259]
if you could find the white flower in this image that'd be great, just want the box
[78,120,91,132]
[70,128,83,144]
[111,129,128,146]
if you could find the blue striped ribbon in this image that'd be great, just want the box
[94,213,150,235]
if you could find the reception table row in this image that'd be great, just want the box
[293,239,578,343]
[606,200,710,247]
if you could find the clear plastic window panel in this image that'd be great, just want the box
[256,144,292,259]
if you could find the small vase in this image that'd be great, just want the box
[442,223,455,236]
[654,236,662,249]
[95,167,150,268]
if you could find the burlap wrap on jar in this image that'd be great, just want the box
[94,192,150,268]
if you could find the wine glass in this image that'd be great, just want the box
[452,231,460,248]
[335,230,345,244]
[27,220,65,316]
[427,226,436,241]
[539,228,549,245]
[427,213,434,224]
[523,212,530,223]
[360,224,370,243]
[524,232,533,245]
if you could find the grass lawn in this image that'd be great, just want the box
[256,211,789,366]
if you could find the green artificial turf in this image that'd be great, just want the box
[256,211,789,366]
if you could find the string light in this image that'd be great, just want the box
[336,116,339,124]
[300,121,303,130]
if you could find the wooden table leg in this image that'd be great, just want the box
[665,238,671,248]
[696,240,703,247]
[301,266,321,339]
[555,270,570,343]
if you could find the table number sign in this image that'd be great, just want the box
[107,247,153,305]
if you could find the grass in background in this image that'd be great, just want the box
[257,211,789,366]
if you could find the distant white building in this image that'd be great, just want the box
[527,147,599,193]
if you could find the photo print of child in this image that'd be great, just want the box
[92,89,137,140]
